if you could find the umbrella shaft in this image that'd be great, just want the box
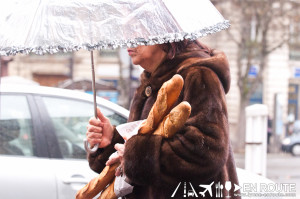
[91,51,97,118]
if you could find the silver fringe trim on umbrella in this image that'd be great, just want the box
[0,20,230,56]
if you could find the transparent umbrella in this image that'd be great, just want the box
[0,0,229,152]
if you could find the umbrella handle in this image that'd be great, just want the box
[84,139,99,153]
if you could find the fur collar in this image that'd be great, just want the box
[140,45,230,94]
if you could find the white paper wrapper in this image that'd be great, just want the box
[116,120,145,141]
[110,120,145,197]
[114,174,134,197]
[107,151,134,197]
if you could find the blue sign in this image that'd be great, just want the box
[294,68,300,78]
[97,91,119,104]
[248,65,258,77]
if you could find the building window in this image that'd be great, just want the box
[289,18,300,60]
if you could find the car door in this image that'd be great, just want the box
[0,94,57,199]
[39,95,127,198]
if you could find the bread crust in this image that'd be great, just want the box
[98,178,117,199]
[76,163,118,199]
[138,74,184,134]
[153,101,191,138]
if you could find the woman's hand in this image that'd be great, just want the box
[106,143,125,176]
[86,107,114,149]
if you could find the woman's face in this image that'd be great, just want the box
[127,44,167,73]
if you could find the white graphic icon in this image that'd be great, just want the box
[234,183,242,192]
[171,182,198,198]
[188,182,198,197]
[215,182,224,197]
[199,182,214,197]
[225,181,232,197]
[171,181,240,198]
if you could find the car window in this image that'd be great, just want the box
[42,96,127,159]
[0,95,35,156]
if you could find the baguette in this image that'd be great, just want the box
[92,101,191,199]
[139,74,184,134]
[76,163,119,199]
[153,101,191,138]
[98,178,117,199]
[78,100,191,199]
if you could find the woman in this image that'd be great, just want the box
[86,39,240,198]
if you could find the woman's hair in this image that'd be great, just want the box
[160,39,212,60]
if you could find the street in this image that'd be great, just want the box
[234,152,300,199]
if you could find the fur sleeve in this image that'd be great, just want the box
[123,66,229,186]
[87,127,124,173]
[124,134,163,186]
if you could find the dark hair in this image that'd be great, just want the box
[160,39,212,60]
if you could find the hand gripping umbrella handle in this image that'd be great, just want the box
[84,50,99,154]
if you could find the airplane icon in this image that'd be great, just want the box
[199,182,214,197]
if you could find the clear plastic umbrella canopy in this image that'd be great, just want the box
[0,0,229,56]
[0,0,229,152]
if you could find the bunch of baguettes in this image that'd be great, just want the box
[76,74,191,199]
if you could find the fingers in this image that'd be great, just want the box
[106,144,125,166]
[86,121,103,146]
[97,107,108,122]
[86,130,103,140]
[87,124,103,133]
[89,107,108,124]
[114,144,125,176]
[86,134,102,147]
[85,107,113,149]
[115,165,123,177]
[114,143,125,155]
[88,117,104,127]
[106,158,117,166]
[87,116,104,135]
[86,113,104,147]
[106,151,119,166]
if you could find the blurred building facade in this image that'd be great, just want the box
[4,48,142,109]
[205,0,300,148]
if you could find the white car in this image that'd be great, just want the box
[282,120,300,156]
[0,84,128,199]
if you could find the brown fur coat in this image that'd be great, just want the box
[88,42,240,199]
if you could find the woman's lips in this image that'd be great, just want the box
[127,49,135,56]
